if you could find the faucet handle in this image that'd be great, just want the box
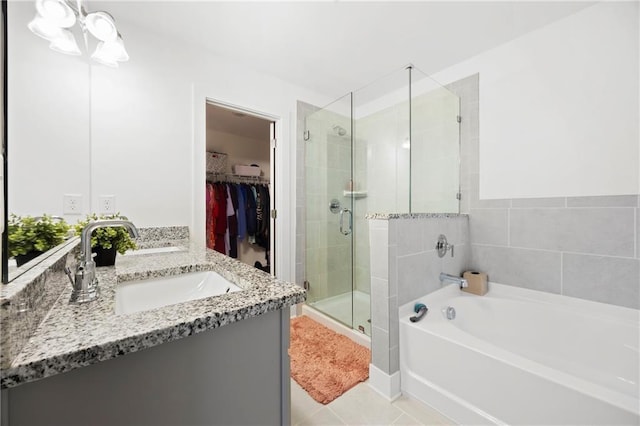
[436,234,455,258]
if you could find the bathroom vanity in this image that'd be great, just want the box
[0,234,305,425]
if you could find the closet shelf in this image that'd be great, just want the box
[343,190,367,199]
[207,172,269,184]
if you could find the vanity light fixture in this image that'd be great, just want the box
[28,0,129,67]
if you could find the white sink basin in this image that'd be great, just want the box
[122,246,185,256]
[115,271,242,315]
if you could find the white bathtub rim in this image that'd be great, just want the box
[399,283,640,417]
[400,282,639,326]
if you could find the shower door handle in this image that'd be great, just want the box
[340,208,352,235]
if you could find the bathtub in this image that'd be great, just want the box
[399,283,639,425]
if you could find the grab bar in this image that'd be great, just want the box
[339,208,352,235]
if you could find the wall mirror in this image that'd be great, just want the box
[3,1,90,283]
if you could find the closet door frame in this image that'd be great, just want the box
[198,98,280,277]
[269,121,276,276]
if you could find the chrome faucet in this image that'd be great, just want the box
[439,272,468,289]
[67,219,139,304]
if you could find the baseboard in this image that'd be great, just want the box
[368,364,401,401]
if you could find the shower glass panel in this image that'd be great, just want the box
[302,65,460,338]
[410,68,460,212]
[304,94,358,332]
[353,68,411,214]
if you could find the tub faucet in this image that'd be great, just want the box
[439,272,468,289]
[68,219,139,304]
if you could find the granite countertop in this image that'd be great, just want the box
[1,247,306,389]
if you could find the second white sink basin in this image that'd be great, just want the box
[115,271,242,315]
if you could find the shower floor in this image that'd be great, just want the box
[310,290,371,336]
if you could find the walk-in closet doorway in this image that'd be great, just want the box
[205,101,277,275]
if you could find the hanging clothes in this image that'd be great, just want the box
[206,183,218,250]
[227,184,239,258]
[214,183,227,254]
[236,184,246,242]
[224,185,234,255]
[205,178,271,271]
[205,183,212,249]
[255,184,270,251]
[255,185,263,231]
[244,184,257,243]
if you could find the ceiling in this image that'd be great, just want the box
[206,103,272,142]
[95,1,595,98]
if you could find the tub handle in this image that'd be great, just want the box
[436,234,455,258]
[410,303,428,322]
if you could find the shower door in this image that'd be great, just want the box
[304,94,363,333]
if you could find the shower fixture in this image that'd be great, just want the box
[27,0,129,67]
[333,125,347,136]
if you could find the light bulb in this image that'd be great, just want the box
[28,15,62,41]
[91,43,119,67]
[91,35,128,65]
[35,0,76,28]
[49,29,81,55]
[85,11,118,42]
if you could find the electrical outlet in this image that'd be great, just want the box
[99,195,116,214]
[63,194,82,215]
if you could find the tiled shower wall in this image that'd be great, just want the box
[451,74,640,310]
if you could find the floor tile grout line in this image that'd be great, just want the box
[306,403,325,421]
[326,405,347,425]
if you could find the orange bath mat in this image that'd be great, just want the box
[289,315,371,404]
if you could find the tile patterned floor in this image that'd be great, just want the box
[291,379,455,426]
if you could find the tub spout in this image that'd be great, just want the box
[410,303,428,322]
[439,272,468,289]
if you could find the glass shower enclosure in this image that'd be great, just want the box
[303,66,460,336]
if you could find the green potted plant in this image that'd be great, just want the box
[74,213,137,266]
[8,214,70,267]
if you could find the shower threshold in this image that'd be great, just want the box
[304,290,371,348]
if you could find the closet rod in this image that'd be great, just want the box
[207,172,270,184]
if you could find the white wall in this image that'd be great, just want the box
[431,2,639,200]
